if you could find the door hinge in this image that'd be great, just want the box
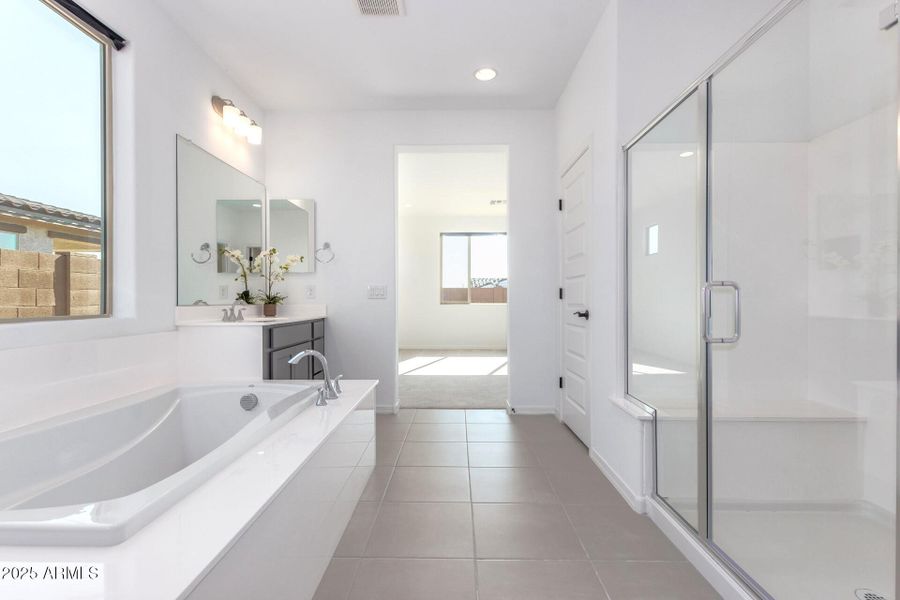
[880,1,898,29]
[559,376,564,389]
[559,287,564,300]
[558,198,563,211]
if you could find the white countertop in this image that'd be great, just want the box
[0,379,377,600]
[175,303,327,327]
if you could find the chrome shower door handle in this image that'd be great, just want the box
[702,281,741,344]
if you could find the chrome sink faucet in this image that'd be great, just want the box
[221,298,246,322]
[288,349,342,404]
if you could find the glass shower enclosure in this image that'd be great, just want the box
[625,0,898,598]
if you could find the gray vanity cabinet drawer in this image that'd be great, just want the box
[270,322,313,350]
[312,320,324,339]
[270,342,312,380]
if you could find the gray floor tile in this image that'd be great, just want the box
[366,502,474,558]
[407,423,468,442]
[477,560,608,600]
[376,421,411,441]
[376,408,416,423]
[512,416,582,442]
[312,558,358,600]
[360,466,394,501]
[398,442,469,466]
[473,503,587,559]
[467,442,539,467]
[349,559,476,600]
[335,502,380,557]
[385,467,471,502]
[373,439,403,466]
[466,424,527,442]
[528,438,596,471]
[565,503,684,561]
[545,469,626,505]
[470,468,558,503]
[466,409,512,424]
[593,561,721,599]
[414,409,466,423]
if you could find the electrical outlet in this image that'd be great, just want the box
[218,285,229,300]
[367,285,387,300]
[305,285,316,300]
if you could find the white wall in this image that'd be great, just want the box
[0,0,265,352]
[264,110,556,411]
[555,0,782,500]
[399,214,507,350]
[0,0,267,431]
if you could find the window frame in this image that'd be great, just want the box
[0,0,116,323]
[439,232,508,306]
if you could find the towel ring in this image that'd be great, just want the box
[191,242,212,264]
[315,242,335,264]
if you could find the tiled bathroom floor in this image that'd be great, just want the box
[313,409,721,600]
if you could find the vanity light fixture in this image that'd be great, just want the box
[247,122,263,145]
[211,95,262,145]
[474,67,497,81]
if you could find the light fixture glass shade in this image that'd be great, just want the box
[222,103,241,128]
[234,113,252,136]
[247,122,262,145]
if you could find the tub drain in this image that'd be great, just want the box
[240,393,259,411]
[855,589,887,600]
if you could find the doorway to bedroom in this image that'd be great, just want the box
[397,146,509,409]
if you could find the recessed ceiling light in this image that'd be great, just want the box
[474,67,497,82]
[679,151,695,158]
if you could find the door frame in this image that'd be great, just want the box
[558,146,592,445]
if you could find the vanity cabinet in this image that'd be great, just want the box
[263,319,325,381]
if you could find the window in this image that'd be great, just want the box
[0,0,116,321]
[646,224,659,255]
[440,233,508,304]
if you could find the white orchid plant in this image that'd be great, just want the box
[220,247,256,304]
[254,248,304,305]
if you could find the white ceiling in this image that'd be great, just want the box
[398,147,508,217]
[153,0,608,111]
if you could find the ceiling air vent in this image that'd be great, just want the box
[356,0,406,16]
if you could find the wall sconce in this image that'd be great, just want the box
[211,95,262,145]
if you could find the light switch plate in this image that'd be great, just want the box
[305,285,316,299]
[218,285,229,300]
[367,285,387,300]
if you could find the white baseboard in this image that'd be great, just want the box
[647,499,756,600]
[589,448,646,513]
[509,404,558,415]
[377,399,401,414]
[398,345,507,351]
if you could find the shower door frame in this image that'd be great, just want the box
[622,0,900,598]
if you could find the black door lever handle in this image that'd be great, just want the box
[573,310,590,320]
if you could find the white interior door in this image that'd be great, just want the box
[560,150,591,445]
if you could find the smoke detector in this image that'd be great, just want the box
[356,0,406,16]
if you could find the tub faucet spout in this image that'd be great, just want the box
[288,349,341,403]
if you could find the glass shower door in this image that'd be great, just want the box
[707,0,898,597]
[627,90,706,531]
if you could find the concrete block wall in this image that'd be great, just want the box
[0,249,101,318]
[0,249,56,319]
[68,253,102,316]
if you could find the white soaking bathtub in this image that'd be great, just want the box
[0,382,319,547]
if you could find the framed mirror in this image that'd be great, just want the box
[268,199,315,273]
